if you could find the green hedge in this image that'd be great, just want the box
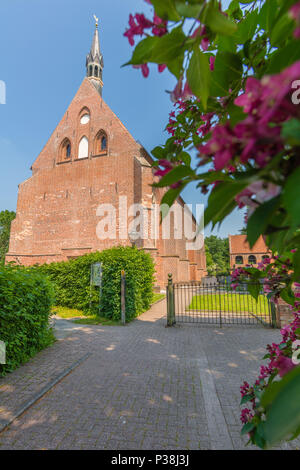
[34,246,155,321]
[0,266,55,376]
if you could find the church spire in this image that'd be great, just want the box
[86,15,104,96]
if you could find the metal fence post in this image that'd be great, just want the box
[167,273,175,326]
[121,270,126,325]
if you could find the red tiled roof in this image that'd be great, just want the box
[229,235,270,254]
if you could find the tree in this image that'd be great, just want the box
[124,0,300,448]
[205,235,229,275]
[0,211,16,264]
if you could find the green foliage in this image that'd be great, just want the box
[0,265,55,376]
[0,210,16,265]
[205,235,230,275]
[33,246,155,322]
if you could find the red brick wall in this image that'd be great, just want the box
[7,78,206,288]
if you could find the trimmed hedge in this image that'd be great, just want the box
[34,246,155,321]
[0,266,55,376]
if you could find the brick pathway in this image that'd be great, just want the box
[0,300,298,450]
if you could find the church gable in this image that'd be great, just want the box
[32,78,142,174]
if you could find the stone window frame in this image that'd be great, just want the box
[93,129,108,157]
[57,137,72,164]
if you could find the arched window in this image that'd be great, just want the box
[95,66,98,77]
[235,256,243,265]
[78,136,89,159]
[94,130,108,155]
[89,65,93,77]
[248,255,257,264]
[59,138,71,162]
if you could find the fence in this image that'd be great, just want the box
[167,275,276,327]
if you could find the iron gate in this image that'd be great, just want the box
[167,276,276,327]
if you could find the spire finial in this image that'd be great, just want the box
[93,14,99,29]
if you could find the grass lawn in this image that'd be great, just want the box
[51,306,121,325]
[51,293,165,326]
[188,293,270,315]
[152,293,165,303]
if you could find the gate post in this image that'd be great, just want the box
[167,273,175,326]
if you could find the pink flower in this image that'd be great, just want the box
[158,64,167,73]
[241,408,254,424]
[133,63,150,78]
[209,56,215,71]
[273,355,296,377]
[152,13,167,37]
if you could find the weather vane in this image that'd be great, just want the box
[93,14,99,28]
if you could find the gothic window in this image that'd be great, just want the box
[59,138,71,162]
[95,66,98,77]
[248,255,257,264]
[78,136,89,159]
[235,256,243,265]
[89,65,93,77]
[79,107,90,125]
[94,130,108,155]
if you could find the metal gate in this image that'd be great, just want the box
[167,275,275,327]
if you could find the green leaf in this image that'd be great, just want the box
[210,51,243,97]
[281,119,300,146]
[270,13,294,47]
[280,287,295,306]
[151,146,166,160]
[155,165,194,188]
[203,3,237,36]
[247,196,281,248]
[150,26,186,64]
[175,1,203,18]
[235,10,258,44]
[205,181,247,227]
[240,394,254,405]
[241,422,255,435]
[151,0,181,21]
[267,41,300,74]
[160,186,185,219]
[247,283,261,301]
[262,366,300,447]
[283,167,300,228]
[124,36,160,66]
[187,48,210,109]
[258,0,278,33]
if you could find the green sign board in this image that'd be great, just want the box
[91,262,102,287]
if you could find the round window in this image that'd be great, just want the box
[80,114,90,125]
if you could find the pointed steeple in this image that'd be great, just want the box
[86,16,104,96]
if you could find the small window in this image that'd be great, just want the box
[89,65,93,77]
[248,255,257,264]
[94,130,108,155]
[95,66,98,77]
[235,256,243,265]
[59,138,71,162]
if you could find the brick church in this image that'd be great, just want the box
[6,22,206,288]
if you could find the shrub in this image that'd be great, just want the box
[33,246,155,321]
[0,265,55,375]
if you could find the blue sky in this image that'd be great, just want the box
[0,0,244,238]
